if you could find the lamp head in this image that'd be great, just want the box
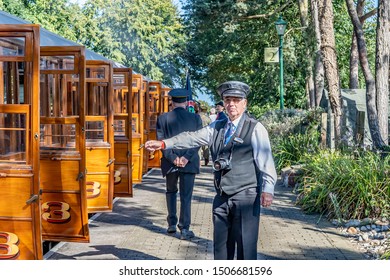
[275,16,287,36]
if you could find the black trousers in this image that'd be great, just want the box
[165,172,195,231]
[212,187,260,260]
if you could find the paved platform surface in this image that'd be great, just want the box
[45,165,367,260]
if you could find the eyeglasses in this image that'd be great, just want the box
[223,97,244,104]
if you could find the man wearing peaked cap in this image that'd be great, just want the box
[145,81,276,260]
[216,81,250,99]
[168,88,189,103]
[157,88,202,240]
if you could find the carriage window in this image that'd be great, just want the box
[85,120,105,142]
[86,67,105,79]
[149,114,157,130]
[40,123,76,150]
[1,61,26,105]
[149,94,159,113]
[40,74,79,117]
[40,55,75,70]
[149,85,157,92]
[0,37,25,56]
[113,73,125,85]
[132,92,139,114]
[0,112,27,163]
[132,114,139,133]
[114,89,128,114]
[114,119,126,137]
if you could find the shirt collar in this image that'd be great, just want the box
[227,114,243,128]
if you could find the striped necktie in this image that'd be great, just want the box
[224,122,236,145]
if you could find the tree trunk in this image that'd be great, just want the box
[298,0,315,108]
[375,0,390,145]
[345,0,386,149]
[311,0,325,107]
[349,0,365,89]
[316,0,342,144]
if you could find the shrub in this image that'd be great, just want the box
[259,108,323,172]
[295,149,390,221]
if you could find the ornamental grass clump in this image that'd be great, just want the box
[272,131,320,172]
[295,149,390,221]
[259,108,323,172]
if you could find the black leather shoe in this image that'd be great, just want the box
[180,229,195,240]
[167,225,176,234]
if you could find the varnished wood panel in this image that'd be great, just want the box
[0,176,39,260]
[131,135,142,184]
[85,147,113,212]
[0,177,33,217]
[0,25,42,260]
[40,192,88,242]
[39,46,89,243]
[85,174,110,212]
[113,141,132,197]
[0,220,35,260]
[147,130,161,168]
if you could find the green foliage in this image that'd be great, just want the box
[272,102,389,223]
[259,108,323,172]
[295,150,390,221]
[181,0,379,108]
[1,0,186,87]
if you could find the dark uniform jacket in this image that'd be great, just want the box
[157,107,202,177]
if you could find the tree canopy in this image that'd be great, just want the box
[0,0,187,86]
[0,0,382,116]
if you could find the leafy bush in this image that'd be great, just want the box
[272,131,321,172]
[259,107,390,223]
[295,149,390,221]
[259,108,323,172]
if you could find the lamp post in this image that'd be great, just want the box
[275,16,287,110]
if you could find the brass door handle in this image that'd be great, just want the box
[26,194,39,205]
[107,158,115,166]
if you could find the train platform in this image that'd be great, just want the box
[44,164,367,260]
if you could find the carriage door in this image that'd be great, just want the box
[39,46,89,242]
[140,77,148,175]
[130,74,145,184]
[147,81,162,168]
[85,61,114,213]
[0,25,42,260]
[113,68,133,197]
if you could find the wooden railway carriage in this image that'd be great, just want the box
[0,24,42,260]
[84,60,115,212]
[131,73,146,184]
[141,77,150,175]
[147,81,163,168]
[113,67,134,196]
[0,11,175,259]
[39,46,90,242]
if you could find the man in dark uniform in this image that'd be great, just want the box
[215,101,227,121]
[157,88,202,240]
[145,81,277,259]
